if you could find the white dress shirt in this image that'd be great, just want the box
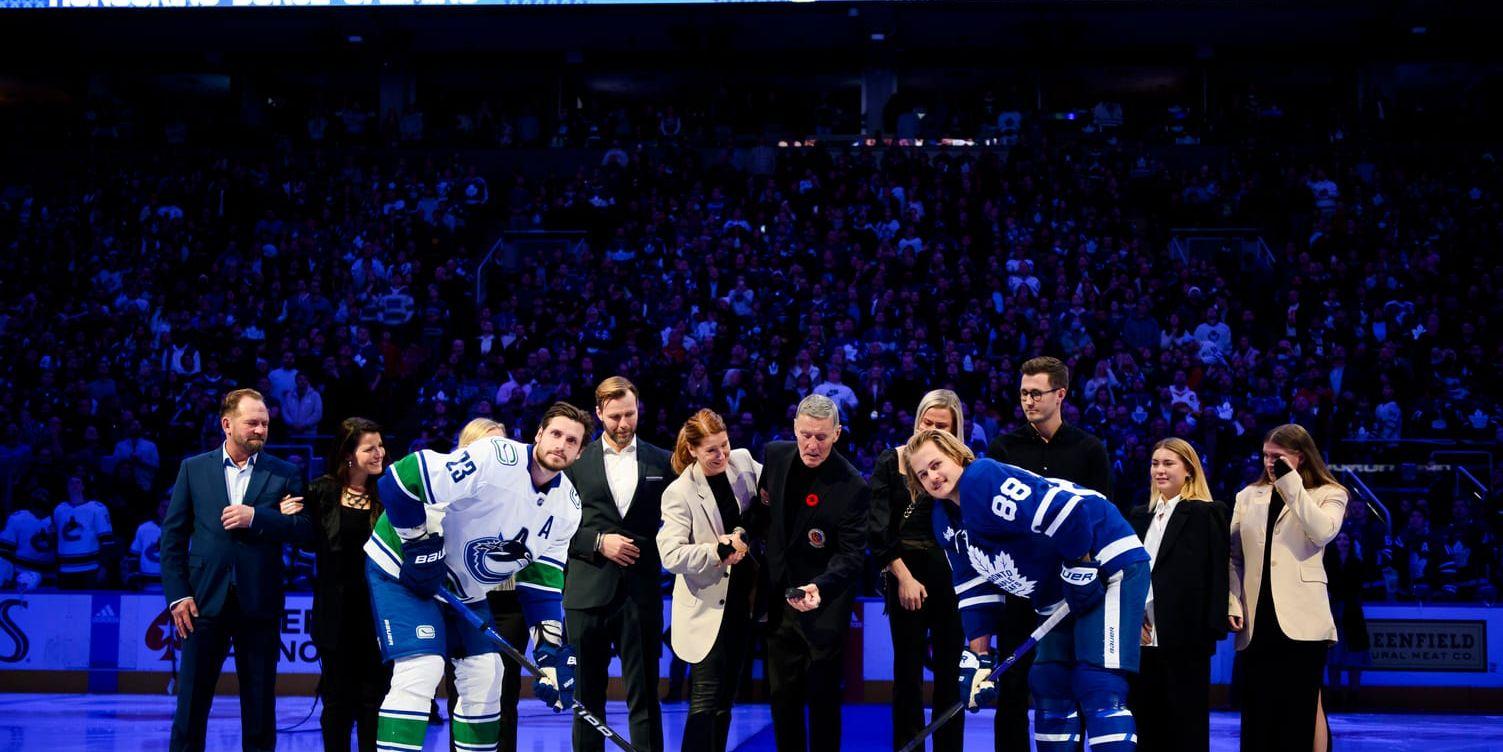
[602,437,640,518]
[222,445,258,506]
[1142,494,1181,647]
[172,446,258,609]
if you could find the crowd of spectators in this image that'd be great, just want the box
[1,86,1499,600]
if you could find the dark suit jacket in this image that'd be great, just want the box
[161,448,313,620]
[1129,499,1230,653]
[751,441,870,646]
[564,437,674,609]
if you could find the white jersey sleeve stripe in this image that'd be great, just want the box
[1042,496,1080,537]
[415,451,439,506]
[1096,535,1143,566]
[1031,487,1063,533]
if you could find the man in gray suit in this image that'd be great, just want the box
[565,376,674,752]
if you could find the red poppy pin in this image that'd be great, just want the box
[805,493,820,508]
[759,488,771,506]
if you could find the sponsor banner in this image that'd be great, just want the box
[1367,619,1487,672]
[117,594,323,674]
[0,594,93,669]
[89,592,123,692]
[8,595,1500,688]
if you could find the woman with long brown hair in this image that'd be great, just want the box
[656,408,762,752]
[1127,438,1229,751]
[1229,424,1347,752]
[300,417,392,752]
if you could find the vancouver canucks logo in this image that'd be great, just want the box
[62,517,83,542]
[29,528,51,553]
[494,441,519,466]
[463,528,534,585]
[965,540,1036,598]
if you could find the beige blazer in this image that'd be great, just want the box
[656,448,762,664]
[1228,472,1347,649]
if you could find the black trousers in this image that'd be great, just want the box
[886,548,964,752]
[319,636,391,752]
[1240,624,1327,752]
[169,589,281,752]
[766,602,846,752]
[1130,645,1212,752]
[568,590,664,752]
[681,599,751,752]
[993,594,1037,752]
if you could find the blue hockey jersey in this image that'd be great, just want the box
[933,458,1148,638]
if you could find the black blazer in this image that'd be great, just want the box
[867,447,939,569]
[161,448,313,619]
[1129,499,1230,653]
[564,437,674,609]
[751,441,870,645]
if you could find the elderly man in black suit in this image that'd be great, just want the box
[751,394,870,752]
[161,388,313,752]
[565,376,675,752]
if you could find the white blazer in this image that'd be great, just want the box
[1228,471,1348,648]
[656,448,762,664]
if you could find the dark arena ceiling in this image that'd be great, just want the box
[2,1,1502,67]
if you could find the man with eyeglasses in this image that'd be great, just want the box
[986,355,1113,752]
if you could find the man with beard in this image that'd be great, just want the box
[565,377,674,752]
[366,402,594,752]
[162,389,312,752]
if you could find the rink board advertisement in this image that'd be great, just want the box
[0,593,677,678]
[1365,619,1487,672]
[3,594,1501,689]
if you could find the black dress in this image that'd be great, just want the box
[310,477,393,752]
[1240,489,1329,752]
[868,447,964,752]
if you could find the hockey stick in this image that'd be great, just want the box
[436,589,642,752]
[897,602,1072,752]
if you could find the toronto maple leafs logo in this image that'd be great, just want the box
[463,528,534,585]
[965,541,1037,598]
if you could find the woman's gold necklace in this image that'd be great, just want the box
[342,486,371,510]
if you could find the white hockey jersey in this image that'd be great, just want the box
[130,520,163,578]
[54,500,114,574]
[0,510,55,584]
[367,437,581,624]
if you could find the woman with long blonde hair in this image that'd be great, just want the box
[1127,438,1229,751]
[869,389,968,752]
